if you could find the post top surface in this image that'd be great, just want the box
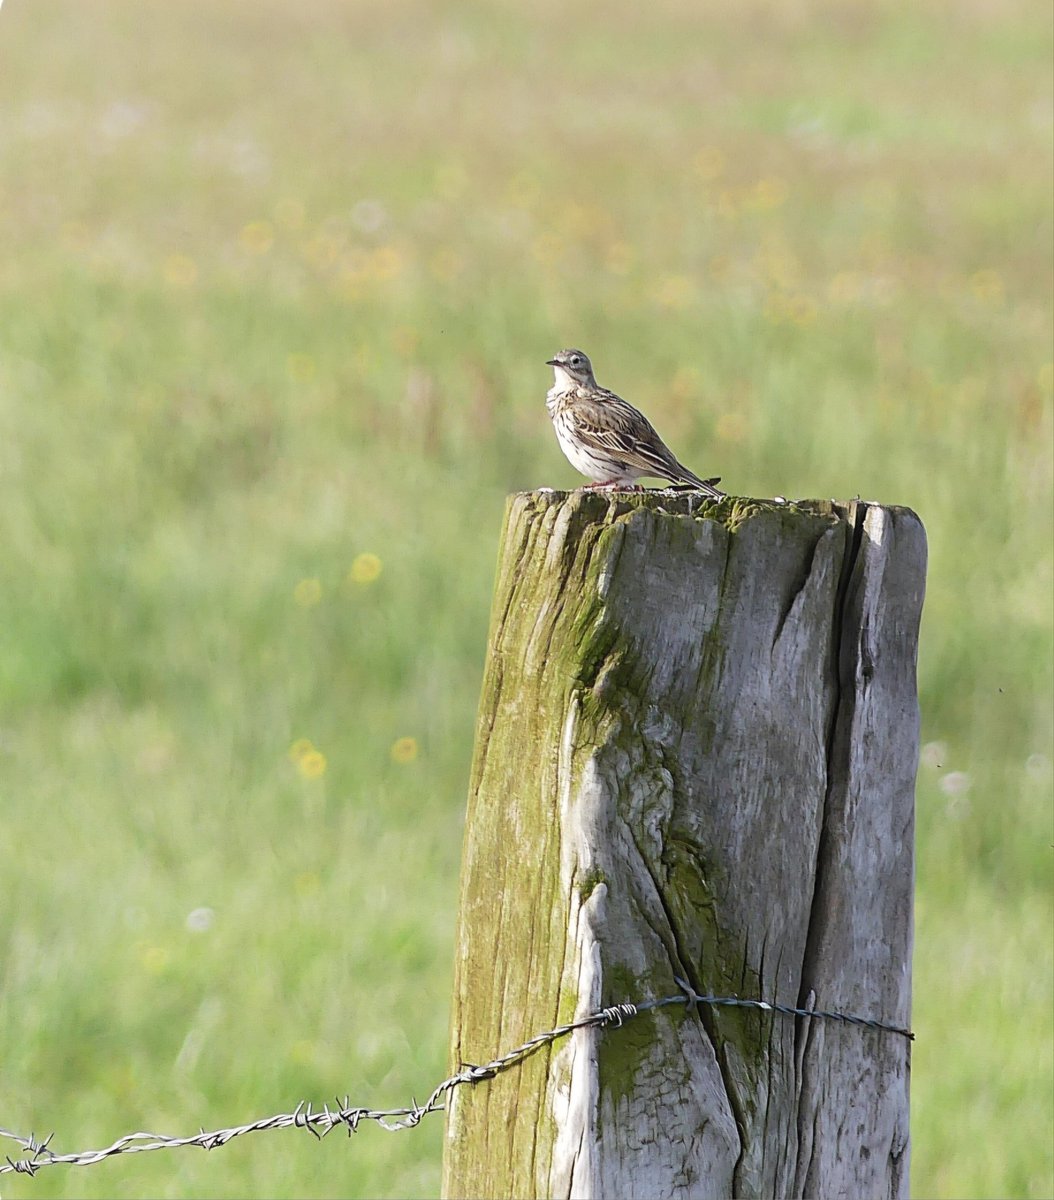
[509,489,923,532]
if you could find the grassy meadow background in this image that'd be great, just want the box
[0,1,1051,1196]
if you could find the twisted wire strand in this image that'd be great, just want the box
[0,987,912,1176]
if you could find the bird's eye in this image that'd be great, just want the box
[570,356,582,366]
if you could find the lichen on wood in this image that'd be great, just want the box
[442,490,926,1200]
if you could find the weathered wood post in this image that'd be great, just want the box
[442,490,926,1200]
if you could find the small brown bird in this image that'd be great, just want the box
[545,349,724,497]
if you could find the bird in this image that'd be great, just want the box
[545,348,725,498]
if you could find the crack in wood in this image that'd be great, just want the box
[792,501,868,1195]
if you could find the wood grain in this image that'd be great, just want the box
[442,490,926,1200]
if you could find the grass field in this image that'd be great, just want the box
[0,1,1051,1197]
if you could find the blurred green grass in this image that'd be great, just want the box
[0,1,1050,1197]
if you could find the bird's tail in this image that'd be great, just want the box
[667,463,726,499]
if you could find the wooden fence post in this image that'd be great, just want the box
[442,490,926,1200]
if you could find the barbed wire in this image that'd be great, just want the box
[0,978,912,1178]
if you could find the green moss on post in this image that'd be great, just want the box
[442,490,926,1200]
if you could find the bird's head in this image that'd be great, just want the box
[546,348,596,389]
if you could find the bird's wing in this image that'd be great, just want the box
[572,390,723,495]
[567,391,654,461]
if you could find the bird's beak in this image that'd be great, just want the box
[545,358,561,367]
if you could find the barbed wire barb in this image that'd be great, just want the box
[0,986,912,1177]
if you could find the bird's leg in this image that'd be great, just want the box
[580,481,643,491]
